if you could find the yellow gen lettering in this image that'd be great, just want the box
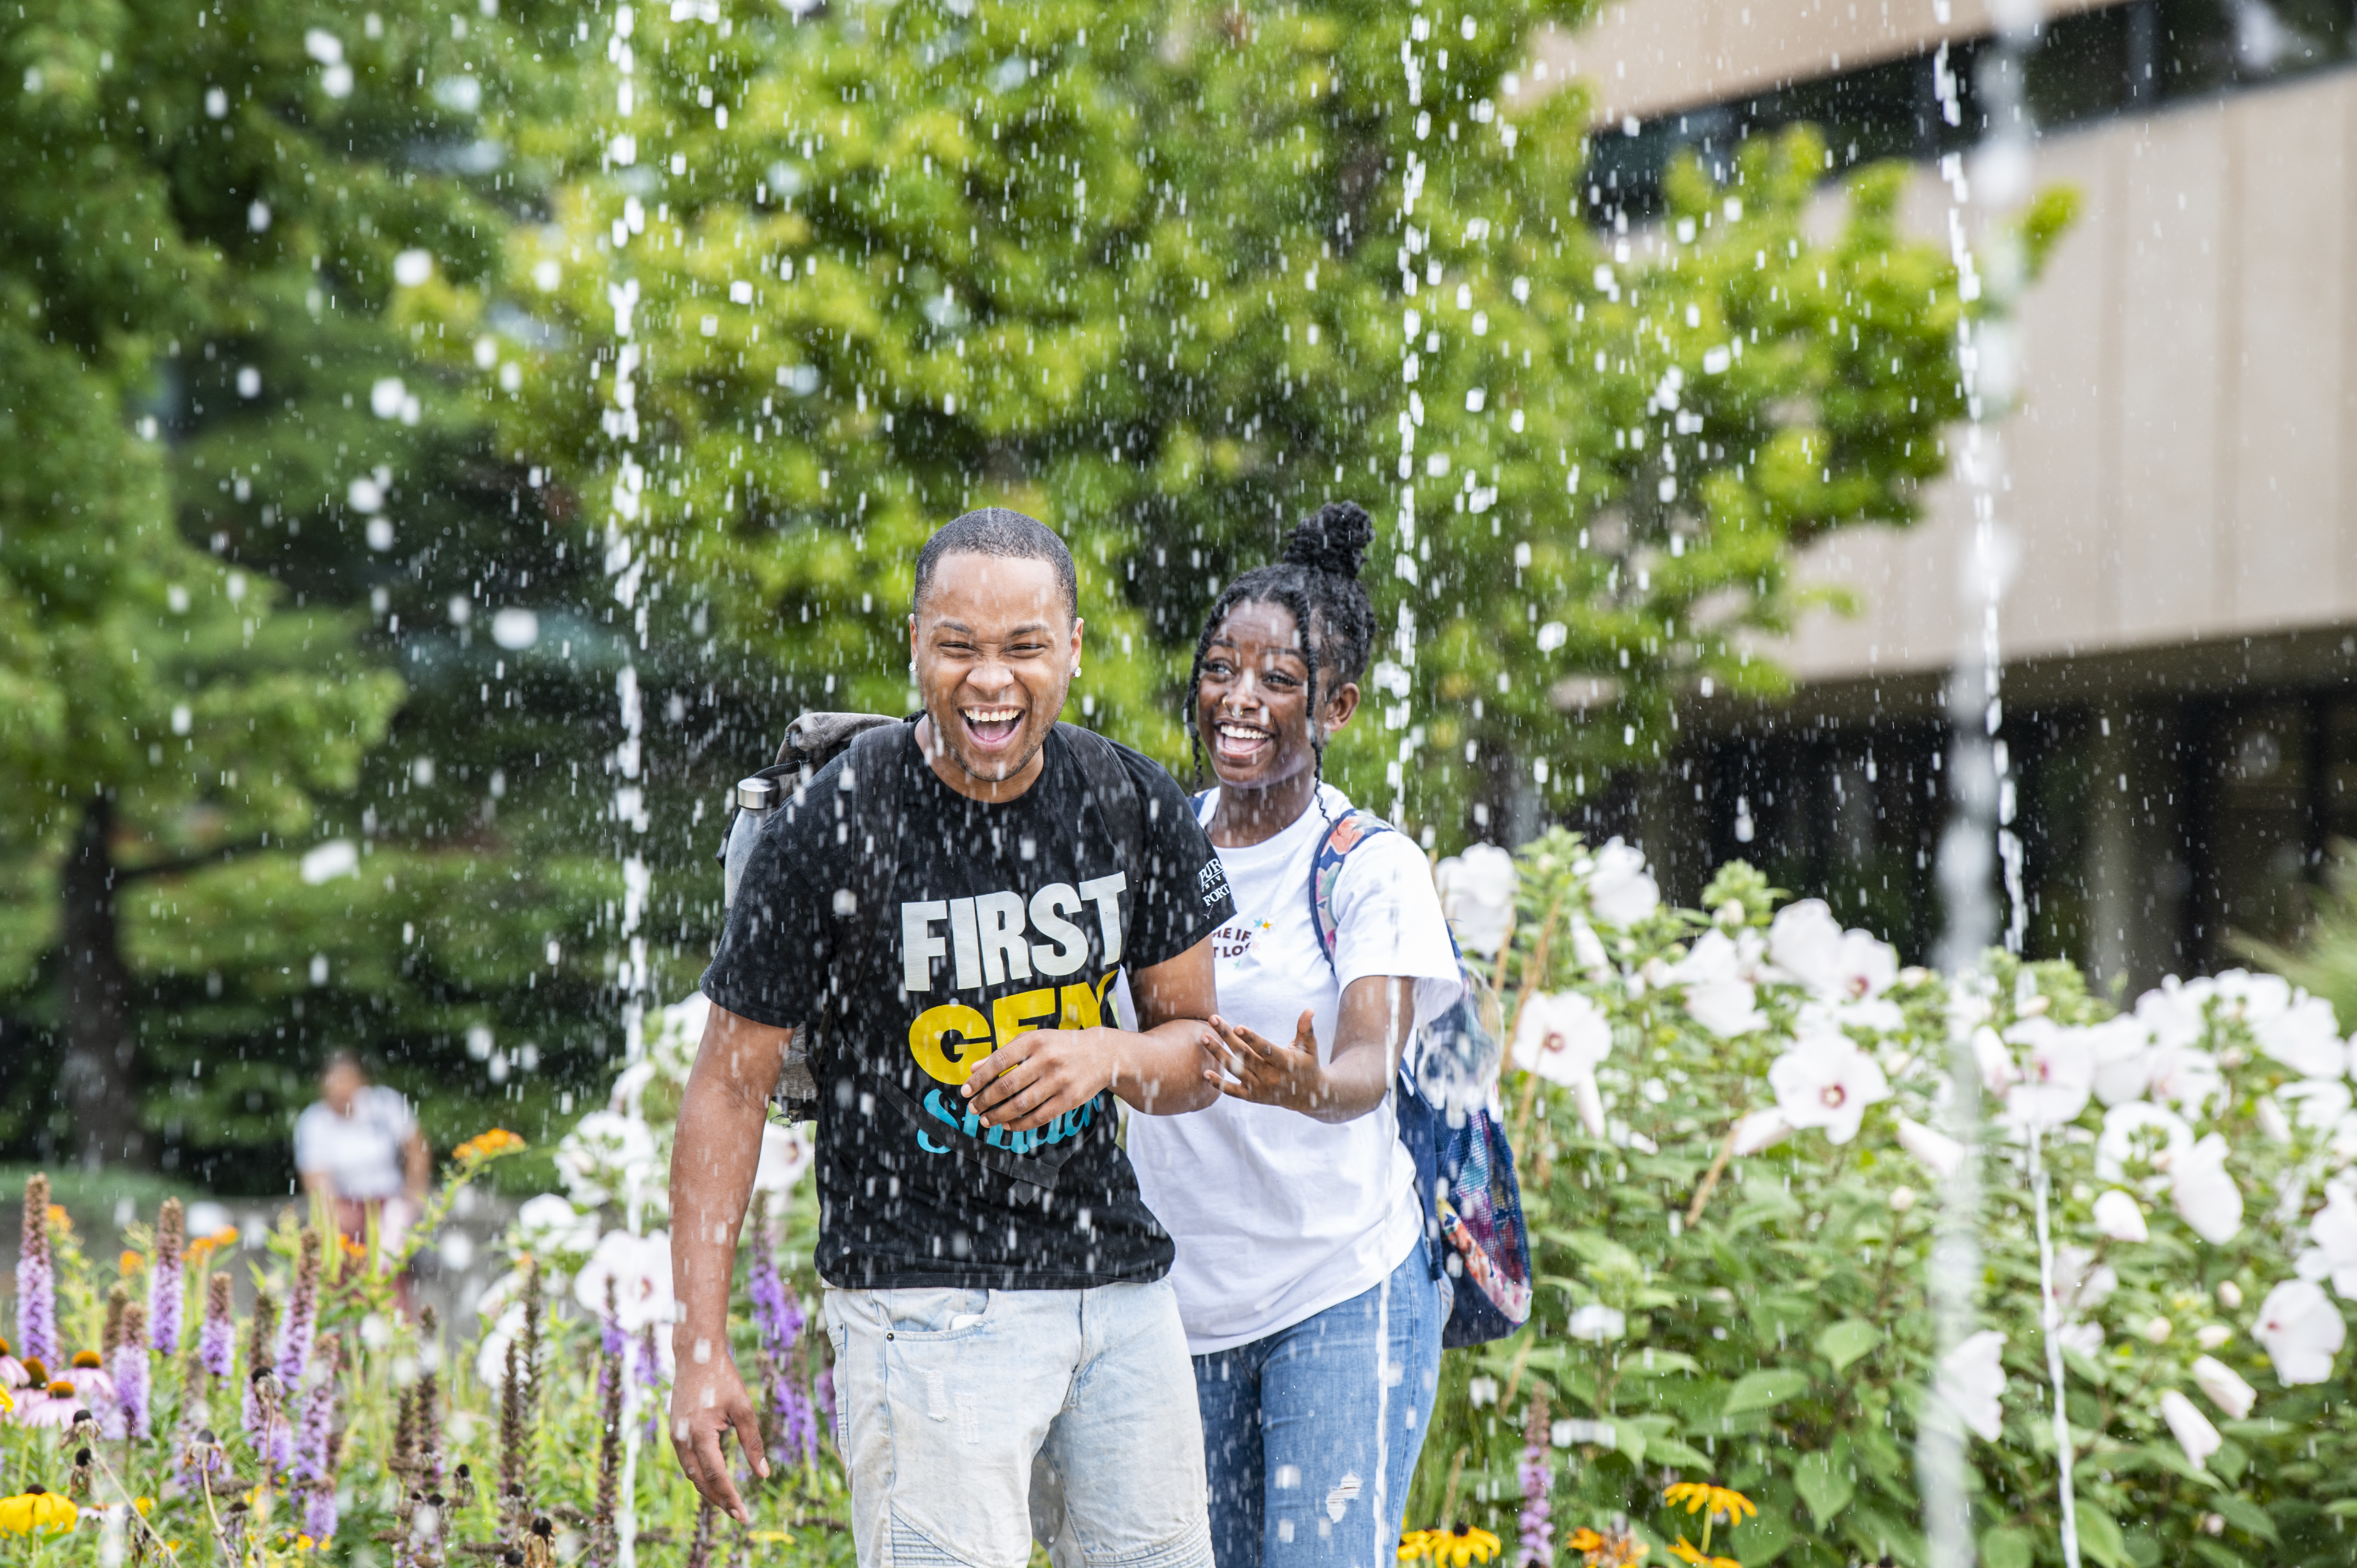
[907,1003,992,1084]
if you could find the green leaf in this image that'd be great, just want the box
[1723,1368,1811,1416]
[1793,1451,1854,1528]
[2210,1496,2278,1544]
[1647,1435,1716,1471]
[1814,1319,1882,1374]
[1978,1526,2034,1568]
[2188,1543,2245,1568]
[2076,1503,2130,1568]
[1613,1425,1648,1469]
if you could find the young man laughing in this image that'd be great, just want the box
[668,509,1235,1568]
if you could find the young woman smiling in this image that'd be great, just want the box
[1127,503,1460,1568]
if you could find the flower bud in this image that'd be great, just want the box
[2143,1316,2172,1345]
[2201,1515,2225,1537]
[1889,1186,1917,1213]
[2216,1281,2243,1310]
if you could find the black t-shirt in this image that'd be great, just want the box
[701,723,1235,1290]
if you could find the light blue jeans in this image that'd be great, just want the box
[1191,1246,1450,1568]
[826,1279,1214,1568]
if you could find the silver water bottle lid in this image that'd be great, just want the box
[735,776,777,812]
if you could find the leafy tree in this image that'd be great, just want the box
[0,0,630,1180]
[442,0,2066,1017]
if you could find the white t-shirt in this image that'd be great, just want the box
[1129,784,1463,1354]
[293,1086,416,1201]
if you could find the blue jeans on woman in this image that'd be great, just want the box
[1192,1243,1450,1568]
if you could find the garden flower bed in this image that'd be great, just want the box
[7,831,2355,1567]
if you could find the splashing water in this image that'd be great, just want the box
[1920,0,2064,1559]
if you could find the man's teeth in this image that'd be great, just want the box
[964,707,1021,724]
[1217,724,1267,742]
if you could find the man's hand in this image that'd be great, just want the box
[668,1339,768,1522]
[960,1028,1114,1132]
[1210,1011,1332,1115]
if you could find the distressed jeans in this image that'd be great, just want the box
[825,1279,1214,1568]
[1191,1246,1450,1568]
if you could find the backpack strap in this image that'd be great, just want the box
[1305,807,1398,973]
[1059,723,1144,892]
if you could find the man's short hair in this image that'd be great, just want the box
[913,508,1079,621]
[322,1049,365,1077]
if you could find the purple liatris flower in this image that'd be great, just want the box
[151,1198,186,1358]
[278,1229,323,1387]
[1516,1405,1552,1568]
[198,1275,236,1379]
[294,1336,342,1485]
[814,1365,838,1445]
[115,1302,152,1441]
[304,1483,340,1546]
[17,1173,57,1366]
[637,1323,665,1442]
[746,1238,816,1467]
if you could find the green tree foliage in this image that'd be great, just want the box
[0,0,628,1181]
[455,0,2069,879]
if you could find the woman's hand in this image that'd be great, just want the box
[1209,1011,1335,1115]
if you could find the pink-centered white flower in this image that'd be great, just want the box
[1897,1116,1965,1180]
[1730,1108,1793,1156]
[1973,1027,2020,1099]
[2253,1278,2345,1386]
[1767,899,1899,1004]
[1767,1026,1890,1145]
[1934,1330,2007,1442]
[2049,1246,2117,1317]
[2158,1390,2222,1470]
[2084,1015,2155,1107]
[2134,976,2216,1053]
[2144,1044,2225,1117]
[2096,1102,2194,1185]
[1582,839,1660,929]
[2253,993,2348,1081]
[1512,991,1614,1086]
[2279,1078,2353,1132]
[2091,1189,2150,1242]
[1672,929,1767,1039]
[2002,1018,2096,1130]
[2172,1134,2243,1245]
[2190,1355,2256,1420]
[2298,1184,2357,1300]
[573,1228,676,1333]
[1435,844,1518,958]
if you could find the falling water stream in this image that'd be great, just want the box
[603,5,650,1561]
[1921,0,2064,1559]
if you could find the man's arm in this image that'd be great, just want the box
[960,936,1223,1130]
[667,1004,788,1522]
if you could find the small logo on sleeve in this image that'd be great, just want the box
[1198,857,1231,909]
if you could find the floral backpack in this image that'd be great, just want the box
[1305,810,1534,1348]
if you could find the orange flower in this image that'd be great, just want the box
[186,1226,239,1263]
[453,1128,527,1163]
[1571,1528,1650,1567]
[45,1204,72,1237]
[1398,1527,1503,1566]
[119,1249,144,1276]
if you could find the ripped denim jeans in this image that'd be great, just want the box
[1191,1245,1450,1568]
[826,1279,1214,1568]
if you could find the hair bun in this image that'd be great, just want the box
[1279,501,1375,581]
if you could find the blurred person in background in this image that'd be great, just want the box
[295,1050,429,1255]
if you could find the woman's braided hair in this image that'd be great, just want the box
[1185,501,1379,802]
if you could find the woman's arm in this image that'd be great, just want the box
[961,937,1225,1129]
[1211,973,1416,1125]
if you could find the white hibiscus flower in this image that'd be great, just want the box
[1434,844,1518,958]
[2253,1279,2346,1386]
[2172,1134,2243,1245]
[1581,839,1660,929]
[1934,1330,2007,1442]
[1766,1026,1891,1145]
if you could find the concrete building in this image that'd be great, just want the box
[1536,0,2357,989]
